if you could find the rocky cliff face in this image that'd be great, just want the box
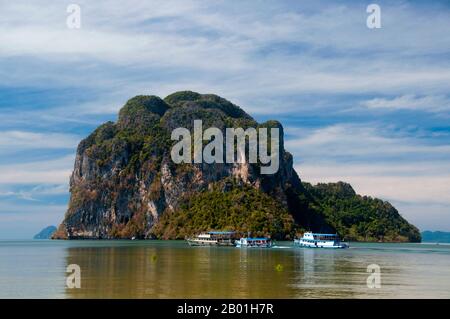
[53,91,420,242]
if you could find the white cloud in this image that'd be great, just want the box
[285,124,450,159]
[0,155,74,184]
[0,191,16,197]
[0,131,80,150]
[1,0,450,111]
[362,94,450,112]
[295,162,450,206]
[0,184,69,201]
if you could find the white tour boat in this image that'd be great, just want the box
[294,232,348,249]
[235,237,273,248]
[187,231,235,246]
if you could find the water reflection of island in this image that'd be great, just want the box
[64,242,382,298]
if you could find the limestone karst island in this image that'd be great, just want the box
[53,91,421,242]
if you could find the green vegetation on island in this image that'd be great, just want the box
[153,180,295,239]
[303,182,421,242]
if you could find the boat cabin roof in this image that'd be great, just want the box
[208,231,235,235]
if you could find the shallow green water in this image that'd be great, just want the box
[0,240,449,298]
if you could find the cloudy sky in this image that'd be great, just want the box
[1,0,449,238]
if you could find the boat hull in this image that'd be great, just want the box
[294,239,348,249]
[235,244,272,248]
[235,239,273,248]
[187,239,235,246]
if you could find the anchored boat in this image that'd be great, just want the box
[294,232,348,249]
[235,237,273,248]
[186,231,235,246]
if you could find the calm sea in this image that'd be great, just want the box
[0,240,449,298]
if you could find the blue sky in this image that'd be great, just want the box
[1,0,449,239]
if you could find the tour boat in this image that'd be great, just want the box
[235,237,273,248]
[294,232,348,249]
[186,231,235,246]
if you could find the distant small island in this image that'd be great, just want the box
[34,226,57,239]
[421,231,450,243]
